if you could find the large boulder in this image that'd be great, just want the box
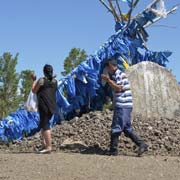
[126,62,180,119]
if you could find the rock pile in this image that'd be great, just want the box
[1,109,180,156]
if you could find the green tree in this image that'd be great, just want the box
[61,48,87,76]
[20,70,34,103]
[0,53,21,118]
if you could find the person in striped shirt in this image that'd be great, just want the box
[101,59,148,156]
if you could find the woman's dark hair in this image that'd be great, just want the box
[43,64,53,81]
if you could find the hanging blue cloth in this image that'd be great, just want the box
[65,76,76,100]
[0,108,40,141]
[56,82,70,109]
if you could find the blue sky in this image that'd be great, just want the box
[0,0,179,82]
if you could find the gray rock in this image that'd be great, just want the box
[126,62,180,119]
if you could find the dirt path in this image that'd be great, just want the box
[0,152,180,180]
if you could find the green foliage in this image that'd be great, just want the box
[0,52,21,118]
[61,48,87,76]
[20,70,34,103]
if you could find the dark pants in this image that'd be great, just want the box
[111,107,133,136]
[39,110,52,131]
[110,107,147,152]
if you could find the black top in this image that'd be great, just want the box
[37,77,58,114]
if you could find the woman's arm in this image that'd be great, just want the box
[31,74,41,93]
[32,80,40,93]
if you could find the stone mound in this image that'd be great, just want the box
[1,110,180,156]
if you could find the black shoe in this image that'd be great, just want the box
[137,144,148,156]
[106,148,118,156]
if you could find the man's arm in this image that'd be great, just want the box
[101,74,122,92]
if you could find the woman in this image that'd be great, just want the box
[31,64,58,153]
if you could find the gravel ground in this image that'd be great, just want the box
[0,152,180,180]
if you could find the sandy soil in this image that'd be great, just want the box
[0,152,180,180]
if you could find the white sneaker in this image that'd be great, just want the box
[39,149,52,154]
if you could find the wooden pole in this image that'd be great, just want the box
[108,0,121,21]
[115,0,123,22]
[98,0,113,13]
[144,5,178,28]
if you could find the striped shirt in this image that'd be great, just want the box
[111,69,133,108]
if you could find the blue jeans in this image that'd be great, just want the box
[111,107,133,136]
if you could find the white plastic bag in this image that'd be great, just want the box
[24,90,38,112]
